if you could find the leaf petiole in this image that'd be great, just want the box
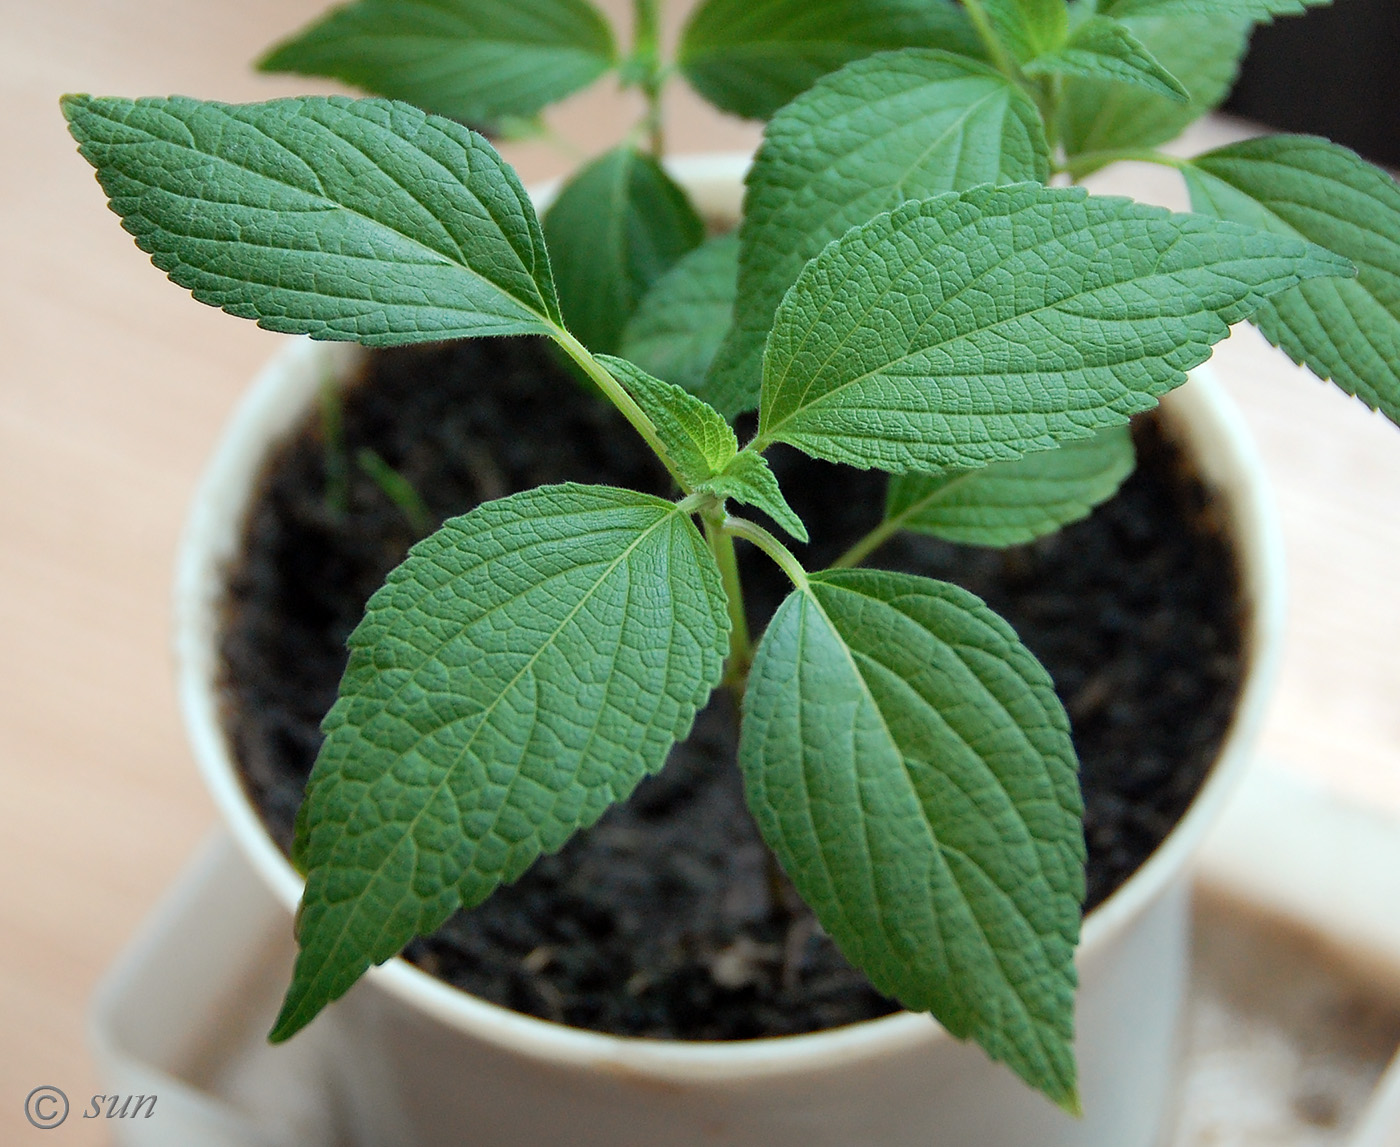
[1058,146,1187,181]
[702,509,753,683]
[628,0,666,156]
[830,514,902,570]
[551,326,693,491]
[960,0,1022,82]
[722,514,809,590]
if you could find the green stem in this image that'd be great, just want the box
[723,515,809,590]
[632,0,665,157]
[1041,73,1063,155]
[703,510,753,684]
[832,468,988,570]
[1058,147,1187,182]
[961,0,1021,82]
[551,327,688,491]
[831,515,902,570]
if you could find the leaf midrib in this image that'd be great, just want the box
[762,210,1248,441]
[810,582,1062,1036]
[322,505,682,916]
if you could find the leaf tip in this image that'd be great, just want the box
[59,92,93,128]
[1056,1085,1084,1119]
[267,978,317,1045]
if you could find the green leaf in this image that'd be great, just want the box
[1058,13,1248,159]
[271,483,730,1040]
[621,233,739,395]
[61,94,561,343]
[257,0,617,127]
[757,184,1351,473]
[676,0,982,121]
[589,352,808,538]
[703,49,1049,418]
[1100,0,1332,19]
[740,568,1083,1107]
[885,427,1135,547]
[699,451,809,543]
[1022,15,1189,102]
[543,145,705,354]
[1184,136,1400,426]
[595,354,737,485]
[981,0,1070,61]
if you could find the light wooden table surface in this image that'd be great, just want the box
[3,3,1396,1143]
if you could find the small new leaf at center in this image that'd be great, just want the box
[598,355,737,487]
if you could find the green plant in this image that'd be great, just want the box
[63,0,1399,1111]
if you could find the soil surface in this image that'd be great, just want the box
[221,336,1245,1040]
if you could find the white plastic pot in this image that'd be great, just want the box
[175,156,1285,1147]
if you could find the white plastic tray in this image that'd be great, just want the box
[90,764,1400,1147]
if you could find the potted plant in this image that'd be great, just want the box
[64,0,1399,1142]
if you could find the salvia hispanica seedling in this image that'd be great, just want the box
[64,0,1399,1110]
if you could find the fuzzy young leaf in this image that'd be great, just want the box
[621,234,739,395]
[1022,15,1189,103]
[699,452,808,543]
[676,0,982,121]
[757,185,1350,473]
[980,0,1070,62]
[271,484,730,1040]
[62,95,561,343]
[257,0,617,127]
[740,569,1083,1107]
[1100,0,1332,19]
[1185,136,1400,426]
[885,427,1135,547]
[543,145,704,354]
[1058,13,1248,160]
[704,49,1049,417]
[595,355,737,485]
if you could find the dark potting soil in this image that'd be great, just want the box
[220,336,1244,1040]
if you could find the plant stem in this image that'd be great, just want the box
[1058,147,1187,182]
[551,327,688,491]
[632,0,665,157]
[723,515,809,590]
[703,510,753,684]
[1041,73,1063,155]
[960,0,1021,82]
[831,515,902,570]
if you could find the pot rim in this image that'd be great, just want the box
[175,153,1285,1084]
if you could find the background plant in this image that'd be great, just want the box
[64,0,1398,1111]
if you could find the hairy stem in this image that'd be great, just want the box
[960,0,1021,82]
[551,327,689,490]
[703,510,753,685]
[831,515,902,570]
[632,0,666,157]
[723,515,809,590]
